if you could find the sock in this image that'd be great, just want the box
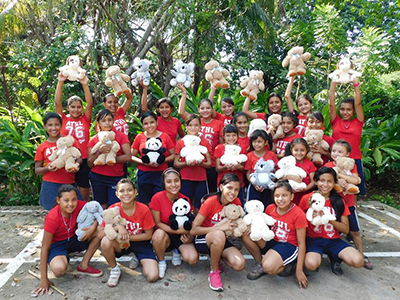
[112,265,120,272]
[159,260,166,264]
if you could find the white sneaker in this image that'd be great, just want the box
[107,267,121,287]
[129,253,139,269]
[158,261,167,279]
[171,251,182,266]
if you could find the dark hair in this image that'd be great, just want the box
[200,173,240,204]
[103,93,117,103]
[222,124,238,136]
[273,180,293,195]
[221,97,234,106]
[307,111,324,123]
[96,109,114,123]
[314,167,344,219]
[116,178,136,190]
[341,98,355,110]
[281,111,299,128]
[66,95,83,107]
[267,93,283,112]
[162,167,181,189]
[284,138,310,157]
[156,98,174,110]
[296,94,312,106]
[333,139,352,153]
[198,98,213,109]
[43,112,62,126]
[185,113,201,126]
[232,112,249,125]
[141,111,158,123]
[57,184,78,199]
[249,129,273,151]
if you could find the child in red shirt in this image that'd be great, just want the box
[275,112,302,158]
[33,185,102,296]
[208,85,235,125]
[102,90,133,137]
[242,93,284,121]
[99,179,158,286]
[232,112,250,152]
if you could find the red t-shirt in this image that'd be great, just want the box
[61,113,91,159]
[44,200,86,243]
[255,112,266,120]
[149,191,191,225]
[215,112,233,126]
[131,132,174,172]
[266,204,307,247]
[157,116,182,146]
[214,144,246,187]
[175,137,210,181]
[114,107,129,137]
[275,133,302,156]
[101,202,155,236]
[245,151,279,173]
[238,136,250,153]
[299,192,350,239]
[331,116,364,159]
[199,118,224,166]
[88,131,130,177]
[294,115,307,137]
[35,139,80,184]
[198,195,241,228]
[292,159,317,205]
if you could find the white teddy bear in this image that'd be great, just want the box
[131,57,152,86]
[248,119,267,138]
[306,193,336,226]
[275,155,307,191]
[243,200,275,242]
[220,145,248,166]
[180,135,208,165]
[328,57,362,84]
[59,55,86,81]
[170,60,195,88]
[76,201,104,241]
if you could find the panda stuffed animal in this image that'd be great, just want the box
[169,198,195,231]
[141,137,167,165]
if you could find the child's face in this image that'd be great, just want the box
[331,144,349,161]
[221,101,234,117]
[142,116,157,134]
[307,117,323,130]
[282,117,295,134]
[116,183,136,204]
[292,143,307,162]
[98,115,114,131]
[220,181,240,203]
[164,173,181,196]
[67,100,83,119]
[157,102,172,119]
[252,136,267,152]
[297,98,312,115]
[57,191,78,216]
[224,132,238,145]
[316,173,335,197]
[186,118,200,135]
[339,103,354,121]
[44,118,62,138]
[103,96,119,114]
[198,102,213,119]
[234,116,249,134]
[274,187,293,211]
[268,96,282,114]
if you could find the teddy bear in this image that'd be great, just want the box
[105,65,131,97]
[249,158,276,190]
[304,129,330,166]
[306,193,336,226]
[59,55,86,81]
[130,57,152,86]
[141,137,167,165]
[328,57,362,84]
[220,145,248,166]
[180,135,208,165]
[103,206,130,249]
[76,201,104,241]
[267,114,284,140]
[91,131,120,166]
[243,200,275,242]
[282,46,311,77]
[248,119,267,138]
[275,155,307,191]
[169,198,195,231]
[48,136,81,172]
[332,157,360,195]
[204,60,230,89]
[170,60,195,88]
[217,204,247,237]
[240,70,265,101]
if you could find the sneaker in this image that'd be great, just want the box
[246,262,264,280]
[107,267,121,287]
[129,253,139,269]
[227,237,243,250]
[363,256,373,270]
[278,263,296,277]
[77,265,103,277]
[330,261,343,276]
[158,261,167,279]
[171,250,182,266]
[208,270,223,292]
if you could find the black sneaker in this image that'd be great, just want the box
[246,262,265,280]
[331,261,343,276]
[278,263,296,277]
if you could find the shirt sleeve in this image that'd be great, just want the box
[34,143,45,161]
[149,194,161,211]
[294,207,308,228]
[43,214,58,235]
[214,145,224,159]
[131,134,142,150]
[142,206,156,230]
[198,198,211,219]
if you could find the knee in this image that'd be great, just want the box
[305,257,320,271]
[146,273,159,283]
[262,261,277,275]
[51,265,67,277]
[231,257,246,271]
[351,253,364,268]
[101,237,113,250]
[351,231,360,238]
[152,229,167,245]
[182,252,199,265]
[208,231,226,247]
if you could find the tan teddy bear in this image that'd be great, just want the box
[304,129,330,166]
[91,131,120,166]
[48,136,81,172]
[205,60,230,89]
[240,70,265,101]
[333,157,360,195]
[105,65,131,97]
[217,204,247,237]
[282,46,311,77]
[267,114,284,139]
[103,206,130,249]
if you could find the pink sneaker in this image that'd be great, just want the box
[208,270,223,292]
[77,265,103,277]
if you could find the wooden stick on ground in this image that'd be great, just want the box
[28,270,67,297]
[117,263,142,277]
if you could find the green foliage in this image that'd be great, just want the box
[370,194,400,210]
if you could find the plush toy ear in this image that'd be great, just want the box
[146,137,151,141]
[220,206,226,217]
[156,137,162,142]
[66,56,70,65]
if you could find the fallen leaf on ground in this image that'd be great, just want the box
[169,273,186,282]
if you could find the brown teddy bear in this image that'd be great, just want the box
[48,136,81,172]
[240,70,265,101]
[105,65,131,97]
[304,129,330,166]
[333,157,360,195]
[282,46,311,77]
[267,114,284,139]
[205,60,230,89]
[103,206,130,249]
[217,204,247,237]
[91,131,120,166]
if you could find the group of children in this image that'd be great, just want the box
[33,72,371,294]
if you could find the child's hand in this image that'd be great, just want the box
[99,144,111,154]
[80,226,94,241]
[177,83,186,92]
[254,185,265,192]
[217,221,233,232]
[47,164,58,172]
[58,72,68,82]
[118,226,129,241]
[148,162,159,168]
[338,178,348,189]
[138,80,147,89]
[296,269,308,289]
[188,160,201,167]
[294,187,305,193]
[312,210,324,218]
[33,278,53,295]
[180,234,194,244]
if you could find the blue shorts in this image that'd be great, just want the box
[206,167,218,193]
[75,159,90,188]
[89,172,122,206]
[306,237,351,262]
[165,234,184,253]
[181,180,208,209]
[115,241,156,261]
[47,235,88,263]
[354,159,366,195]
[136,170,163,204]
[194,234,234,254]
[246,184,273,208]
[39,181,82,211]
[260,240,298,266]
[348,206,360,232]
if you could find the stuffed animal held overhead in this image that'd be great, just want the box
[91,131,120,166]
[243,200,275,241]
[169,198,195,231]
[105,65,131,97]
[304,129,330,166]
[282,46,311,77]
[240,70,265,101]
[141,137,167,165]
[131,57,152,86]
[267,114,284,140]
[48,136,81,172]
[306,193,336,226]
[170,60,195,88]
[217,204,247,237]
[103,206,130,249]
[220,145,248,166]
[248,119,267,138]
[275,155,307,191]
[205,60,230,89]
[180,135,208,165]
[249,158,276,190]
[333,157,360,195]
[59,55,86,81]
[328,57,362,84]
[76,201,104,241]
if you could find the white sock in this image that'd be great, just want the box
[112,265,120,272]
[159,260,166,264]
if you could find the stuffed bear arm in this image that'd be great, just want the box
[243,214,252,226]
[320,140,330,151]
[111,141,120,153]
[170,69,178,77]
[180,147,188,158]
[77,208,88,224]
[240,77,249,88]
[198,145,208,154]
[274,169,285,179]
[222,69,230,77]
[120,73,130,81]
[159,147,167,154]
[91,141,103,154]
[282,56,290,67]
[263,214,276,226]
[48,151,58,162]
[258,82,265,90]
[142,148,150,154]
[296,168,307,178]
[301,53,311,61]
[70,147,81,159]
[306,208,314,222]
[105,78,113,87]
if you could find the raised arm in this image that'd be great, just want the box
[242,96,258,119]
[80,76,93,120]
[284,76,295,113]
[177,83,190,121]
[208,85,218,119]
[140,81,149,112]
[353,81,364,122]
[328,81,337,122]
[54,73,67,115]
[120,89,133,114]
